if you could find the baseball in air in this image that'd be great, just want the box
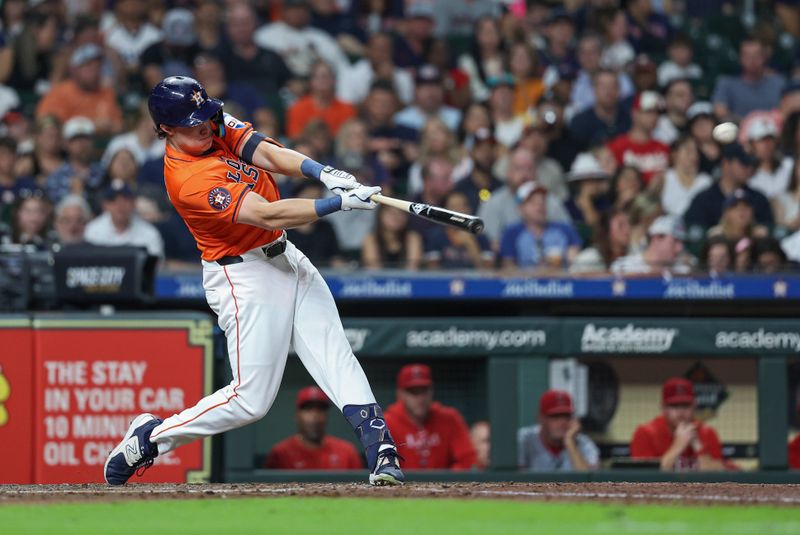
[713,122,739,144]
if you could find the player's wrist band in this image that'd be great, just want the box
[301,158,325,180]
[314,196,342,217]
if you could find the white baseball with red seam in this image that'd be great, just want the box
[712,122,739,144]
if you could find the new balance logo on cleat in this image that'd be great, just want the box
[104,413,162,486]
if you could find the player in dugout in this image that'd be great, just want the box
[630,377,733,471]
[264,386,363,470]
[384,364,478,469]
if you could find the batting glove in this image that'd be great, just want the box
[320,166,363,194]
[339,185,381,211]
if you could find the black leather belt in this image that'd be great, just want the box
[216,239,287,266]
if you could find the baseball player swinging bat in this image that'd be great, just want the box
[371,194,485,234]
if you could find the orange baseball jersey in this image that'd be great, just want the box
[164,113,283,261]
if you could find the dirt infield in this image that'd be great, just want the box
[2,482,800,506]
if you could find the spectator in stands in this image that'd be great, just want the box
[391,3,435,69]
[361,205,423,270]
[30,116,65,186]
[53,194,90,246]
[751,236,789,274]
[686,102,721,174]
[0,137,36,224]
[653,78,694,146]
[194,0,224,52]
[36,44,123,134]
[569,69,632,151]
[395,65,461,134]
[515,119,568,202]
[101,103,164,170]
[409,157,454,237]
[746,117,793,199]
[486,73,524,149]
[102,149,139,195]
[458,103,492,151]
[458,16,506,103]
[508,41,545,116]
[384,364,478,470]
[453,128,503,213]
[140,8,199,91]
[84,181,163,258]
[470,420,490,470]
[46,117,103,206]
[598,8,635,72]
[684,143,773,240]
[606,165,644,211]
[630,53,659,94]
[631,377,727,471]
[607,91,670,185]
[564,152,611,233]
[571,33,633,115]
[773,159,800,234]
[539,98,581,174]
[265,386,362,470]
[286,60,356,140]
[9,192,52,249]
[661,136,712,219]
[540,8,577,80]
[361,81,417,181]
[611,215,691,274]
[707,188,769,246]
[254,0,348,77]
[518,390,599,472]
[424,191,494,270]
[336,32,413,106]
[700,235,734,276]
[286,182,344,267]
[571,206,632,274]
[625,0,673,57]
[656,34,702,88]
[103,0,162,73]
[500,181,582,271]
[712,37,786,121]
[425,38,472,110]
[333,118,389,187]
[407,118,463,195]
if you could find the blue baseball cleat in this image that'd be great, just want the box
[104,413,162,486]
[369,444,405,486]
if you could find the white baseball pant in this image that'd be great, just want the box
[149,238,376,454]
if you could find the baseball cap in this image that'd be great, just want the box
[539,390,574,417]
[70,43,103,67]
[568,152,610,182]
[721,142,756,166]
[162,8,196,47]
[516,180,548,202]
[62,116,95,140]
[723,188,753,210]
[746,117,778,141]
[633,53,657,74]
[686,101,714,122]
[104,180,135,201]
[662,377,695,405]
[648,215,685,240]
[487,73,515,89]
[415,64,442,85]
[296,386,330,409]
[397,363,433,389]
[632,91,664,112]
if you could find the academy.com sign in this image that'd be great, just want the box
[581,323,679,353]
[406,327,547,350]
[715,328,800,352]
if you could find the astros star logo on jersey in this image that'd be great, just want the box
[208,187,232,210]
[190,90,205,108]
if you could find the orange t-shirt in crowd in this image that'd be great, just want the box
[630,415,723,470]
[264,434,363,470]
[286,96,356,139]
[36,80,123,132]
[384,401,478,470]
[789,434,800,469]
[513,78,545,115]
[163,113,283,261]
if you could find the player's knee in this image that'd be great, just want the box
[233,395,270,423]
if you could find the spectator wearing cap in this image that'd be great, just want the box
[395,65,461,134]
[286,181,344,267]
[539,8,578,83]
[391,2,436,69]
[84,181,164,258]
[746,117,794,199]
[264,386,362,470]
[630,53,659,94]
[53,194,91,246]
[661,135,712,219]
[336,33,414,106]
[653,78,695,146]
[707,188,769,258]
[630,378,727,471]
[140,8,201,92]
[423,191,494,270]
[712,37,786,121]
[457,17,506,103]
[36,44,123,134]
[685,101,721,174]
[499,181,582,271]
[625,0,673,57]
[453,127,503,213]
[45,117,103,206]
[570,34,634,115]
[564,152,611,232]
[384,364,478,470]
[287,60,356,140]
[0,137,36,225]
[569,69,632,151]
[611,215,692,274]
[255,0,348,77]
[103,0,162,69]
[486,73,524,149]
[518,390,599,472]
[570,206,632,274]
[607,91,670,185]
[684,143,773,238]
[657,34,703,88]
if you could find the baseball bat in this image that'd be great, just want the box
[371,194,485,234]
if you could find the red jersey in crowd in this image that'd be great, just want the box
[384,401,477,469]
[789,435,800,469]
[607,134,669,184]
[630,415,723,470]
[264,435,363,470]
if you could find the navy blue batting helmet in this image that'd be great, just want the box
[148,76,223,132]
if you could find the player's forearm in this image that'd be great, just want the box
[237,193,341,231]
[565,440,591,471]
[659,445,682,471]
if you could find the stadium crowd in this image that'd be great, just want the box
[0,0,798,275]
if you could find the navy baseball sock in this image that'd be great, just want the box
[343,404,395,470]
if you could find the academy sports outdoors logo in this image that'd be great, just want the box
[208,187,232,211]
[0,365,10,427]
[715,329,800,352]
[581,323,678,353]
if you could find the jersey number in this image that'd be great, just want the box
[224,158,258,184]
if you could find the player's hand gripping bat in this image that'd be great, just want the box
[370,194,484,234]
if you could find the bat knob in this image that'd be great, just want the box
[467,218,484,234]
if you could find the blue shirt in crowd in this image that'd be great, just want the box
[499,222,582,268]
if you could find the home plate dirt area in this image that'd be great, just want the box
[2,482,800,506]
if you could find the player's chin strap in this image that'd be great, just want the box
[343,404,395,470]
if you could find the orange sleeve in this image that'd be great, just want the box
[218,113,283,163]
[630,425,658,458]
[176,163,258,224]
[448,410,478,470]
